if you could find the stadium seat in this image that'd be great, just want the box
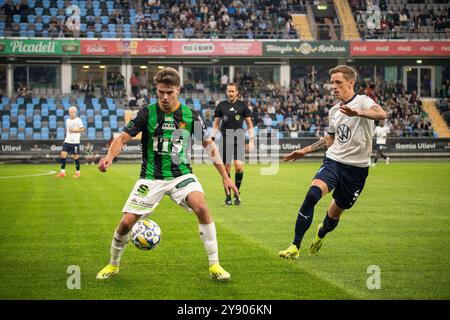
[41,128,49,139]
[27,15,36,24]
[56,0,64,9]
[13,15,21,24]
[103,127,111,140]
[35,8,43,16]
[101,109,109,117]
[32,132,41,140]
[42,15,50,25]
[1,132,8,140]
[101,16,109,25]
[116,109,124,118]
[56,127,64,140]
[10,127,18,138]
[49,116,57,129]
[88,128,96,139]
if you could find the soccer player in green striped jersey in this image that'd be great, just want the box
[96,67,238,282]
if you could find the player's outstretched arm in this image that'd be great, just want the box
[340,104,386,121]
[98,132,132,172]
[283,135,334,162]
[202,139,239,196]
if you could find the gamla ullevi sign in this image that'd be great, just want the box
[10,40,57,54]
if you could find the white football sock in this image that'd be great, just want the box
[199,222,219,266]
[110,230,130,267]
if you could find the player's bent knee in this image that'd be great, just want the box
[119,213,139,233]
[306,185,322,204]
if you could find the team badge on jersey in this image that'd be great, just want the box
[179,121,187,129]
[337,124,351,143]
[126,120,135,130]
[235,115,241,120]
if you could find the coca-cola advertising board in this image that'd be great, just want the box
[350,41,450,57]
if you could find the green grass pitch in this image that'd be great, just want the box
[0,161,449,300]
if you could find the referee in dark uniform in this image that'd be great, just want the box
[211,83,254,205]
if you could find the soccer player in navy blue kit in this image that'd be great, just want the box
[279,65,387,259]
[211,83,254,205]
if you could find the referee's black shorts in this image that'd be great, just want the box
[218,135,245,164]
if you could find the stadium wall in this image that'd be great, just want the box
[1,138,449,163]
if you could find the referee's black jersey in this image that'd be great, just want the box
[214,100,251,136]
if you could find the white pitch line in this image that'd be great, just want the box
[0,170,57,179]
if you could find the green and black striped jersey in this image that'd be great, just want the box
[123,103,210,180]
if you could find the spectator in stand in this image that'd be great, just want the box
[130,73,140,98]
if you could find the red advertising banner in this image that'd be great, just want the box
[135,41,172,55]
[351,41,450,56]
[170,40,262,56]
[80,40,260,56]
[80,40,130,55]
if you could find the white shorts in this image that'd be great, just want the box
[122,174,204,217]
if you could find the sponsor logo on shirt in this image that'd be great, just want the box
[337,124,352,143]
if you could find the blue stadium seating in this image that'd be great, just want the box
[41,128,49,139]
[27,15,36,24]
[56,127,65,140]
[103,127,111,140]
[87,128,96,139]
[35,8,43,16]
[25,127,33,138]
[56,0,64,9]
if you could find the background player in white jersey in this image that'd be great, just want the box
[279,65,387,259]
[57,106,85,178]
[372,121,390,166]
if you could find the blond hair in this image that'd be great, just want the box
[329,65,357,82]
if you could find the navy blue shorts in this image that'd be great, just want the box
[63,143,80,155]
[314,158,369,209]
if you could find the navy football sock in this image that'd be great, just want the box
[235,171,243,191]
[318,213,340,239]
[293,186,322,248]
[75,159,80,171]
[60,158,66,170]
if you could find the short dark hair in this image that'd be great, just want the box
[154,67,180,87]
[227,82,239,91]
